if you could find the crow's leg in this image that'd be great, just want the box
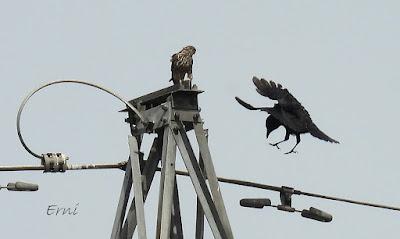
[270,131,290,149]
[285,134,301,154]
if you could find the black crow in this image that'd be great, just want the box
[235,77,339,154]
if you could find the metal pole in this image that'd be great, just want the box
[156,128,170,238]
[195,149,205,239]
[170,178,184,239]
[110,160,133,239]
[128,136,147,239]
[159,129,177,239]
[121,137,161,239]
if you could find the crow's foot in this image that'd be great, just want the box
[284,150,297,155]
[269,143,280,149]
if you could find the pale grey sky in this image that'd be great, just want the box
[1,1,400,238]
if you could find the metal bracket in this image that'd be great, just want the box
[280,186,294,206]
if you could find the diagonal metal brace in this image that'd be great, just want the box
[120,137,162,239]
[194,122,234,239]
[171,117,228,239]
[128,136,147,239]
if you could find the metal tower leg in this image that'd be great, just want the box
[194,123,234,239]
[128,136,147,239]
[121,137,162,239]
[195,144,206,239]
[170,178,183,239]
[159,128,177,239]
[156,128,169,238]
[172,122,227,239]
[111,160,133,239]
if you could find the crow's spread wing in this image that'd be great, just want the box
[235,96,272,112]
[235,97,258,110]
[252,76,302,109]
[252,76,317,133]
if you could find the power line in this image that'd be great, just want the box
[0,162,125,171]
[171,168,400,212]
[2,161,398,212]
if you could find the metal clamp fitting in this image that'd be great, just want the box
[280,186,294,207]
[42,153,69,172]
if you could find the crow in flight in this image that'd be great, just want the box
[235,77,339,154]
[170,45,196,87]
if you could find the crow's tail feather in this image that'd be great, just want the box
[309,123,340,144]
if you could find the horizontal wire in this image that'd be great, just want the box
[2,161,398,212]
[170,168,400,212]
[0,162,126,171]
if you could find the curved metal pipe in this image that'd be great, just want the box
[16,80,146,159]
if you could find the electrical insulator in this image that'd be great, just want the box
[240,198,271,209]
[301,207,333,222]
[7,181,38,191]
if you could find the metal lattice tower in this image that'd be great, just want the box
[110,84,234,239]
[2,79,399,239]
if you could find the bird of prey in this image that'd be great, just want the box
[235,77,339,154]
[170,45,196,87]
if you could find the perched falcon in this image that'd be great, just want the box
[235,77,339,154]
[170,45,196,86]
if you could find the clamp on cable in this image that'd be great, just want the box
[278,186,295,212]
[42,153,69,172]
